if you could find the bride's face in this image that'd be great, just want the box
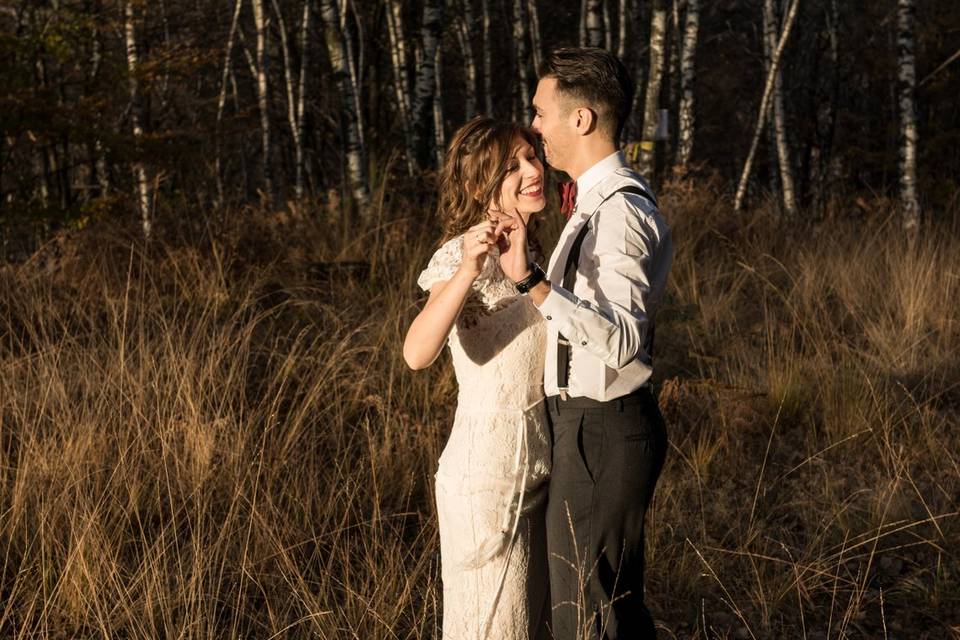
[490,138,545,222]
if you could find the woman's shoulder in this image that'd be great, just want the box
[417,235,463,292]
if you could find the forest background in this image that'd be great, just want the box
[1,0,959,637]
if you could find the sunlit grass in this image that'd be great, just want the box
[1,181,958,637]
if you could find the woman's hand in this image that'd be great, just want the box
[459,220,500,278]
[493,209,531,283]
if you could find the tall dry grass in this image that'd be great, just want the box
[1,181,958,638]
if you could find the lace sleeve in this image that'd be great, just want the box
[417,236,463,292]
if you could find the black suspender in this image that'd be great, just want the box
[556,184,657,392]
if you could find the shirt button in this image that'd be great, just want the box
[581,340,587,345]
[546,315,552,320]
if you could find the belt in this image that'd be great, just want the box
[547,386,654,413]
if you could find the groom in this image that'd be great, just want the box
[497,47,673,638]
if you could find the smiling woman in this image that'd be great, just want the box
[436,117,546,244]
[401,116,553,639]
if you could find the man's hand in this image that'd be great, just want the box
[492,208,531,283]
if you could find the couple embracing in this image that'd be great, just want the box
[403,47,673,639]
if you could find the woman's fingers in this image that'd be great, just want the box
[467,220,503,246]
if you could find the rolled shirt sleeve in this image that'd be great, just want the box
[539,193,668,371]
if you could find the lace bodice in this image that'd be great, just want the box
[418,236,547,412]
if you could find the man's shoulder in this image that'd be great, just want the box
[593,169,660,218]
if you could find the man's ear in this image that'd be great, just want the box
[573,107,598,135]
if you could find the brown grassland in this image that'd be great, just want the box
[1,177,959,638]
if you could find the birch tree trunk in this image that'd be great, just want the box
[585,0,604,47]
[511,0,530,122]
[296,0,312,196]
[456,0,478,119]
[250,0,273,205]
[603,0,612,50]
[617,0,628,60]
[897,0,920,231]
[734,0,800,213]
[123,0,151,238]
[665,0,680,162]
[319,0,370,207]
[579,0,587,46]
[87,25,110,198]
[215,0,244,206]
[481,0,494,116]
[675,0,699,172]
[433,44,445,167]
[810,0,839,216]
[412,0,442,169]
[270,0,305,201]
[638,0,667,179]
[763,0,797,216]
[386,0,415,174]
[340,0,366,152]
[528,0,542,74]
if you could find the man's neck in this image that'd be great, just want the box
[565,138,619,181]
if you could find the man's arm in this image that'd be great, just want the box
[534,199,669,370]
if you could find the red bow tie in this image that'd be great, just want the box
[558,180,577,219]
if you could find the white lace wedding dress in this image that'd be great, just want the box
[418,236,552,640]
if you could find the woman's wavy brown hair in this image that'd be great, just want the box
[438,117,541,244]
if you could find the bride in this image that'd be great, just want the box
[403,116,552,639]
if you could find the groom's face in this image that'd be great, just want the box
[531,77,575,172]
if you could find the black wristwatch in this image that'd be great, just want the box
[515,263,546,294]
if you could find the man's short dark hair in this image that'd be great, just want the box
[538,47,634,142]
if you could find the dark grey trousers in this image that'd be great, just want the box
[544,387,668,639]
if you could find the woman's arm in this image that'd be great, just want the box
[402,269,476,370]
[403,221,499,370]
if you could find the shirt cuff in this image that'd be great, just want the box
[537,282,580,330]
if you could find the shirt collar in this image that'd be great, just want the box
[575,150,628,200]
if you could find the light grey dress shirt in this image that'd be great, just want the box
[538,151,673,401]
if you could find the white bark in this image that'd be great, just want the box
[412,0,442,168]
[602,0,612,50]
[251,0,273,205]
[511,0,530,121]
[340,0,366,152]
[215,0,244,206]
[617,0,628,60]
[763,0,797,216]
[810,0,838,214]
[675,0,699,171]
[585,0,604,47]
[270,0,304,200]
[897,0,920,231]
[456,0,478,119]
[666,0,680,160]
[123,0,151,238]
[320,0,370,207]
[88,25,110,196]
[638,0,667,178]
[579,0,587,46]
[296,0,312,196]
[481,0,493,115]
[433,44,445,168]
[528,0,542,74]
[386,0,415,174]
[734,0,800,213]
